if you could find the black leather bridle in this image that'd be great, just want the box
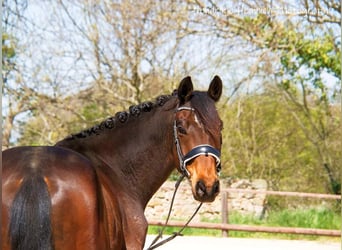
[173,106,221,177]
[146,106,222,250]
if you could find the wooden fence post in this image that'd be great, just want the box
[221,191,228,237]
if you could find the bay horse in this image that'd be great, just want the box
[2,76,223,250]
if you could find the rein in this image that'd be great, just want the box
[146,174,202,250]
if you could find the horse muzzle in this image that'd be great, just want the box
[194,179,220,202]
[185,154,221,203]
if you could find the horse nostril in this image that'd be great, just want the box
[196,180,206,197]
[212,180,220,195]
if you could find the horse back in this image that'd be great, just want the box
[2,146,121,250]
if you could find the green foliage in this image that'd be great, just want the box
[253,14,340,78]
[279,33,340,104]
[2,32,17,73]
[238,13,340,103]
[147,225,220,237]
[148,208,340,240]
[295,35,340,77]
[220,91,341,194]
[2,33,16,59]
[227,208,340,240]
[265,207,341,230]
[219,13,341,194]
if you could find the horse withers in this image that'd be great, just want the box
[2,76,223,249]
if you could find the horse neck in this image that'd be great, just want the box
[119,110,177,204]
[58,103,178,207]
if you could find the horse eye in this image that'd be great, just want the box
[177,125,187,134]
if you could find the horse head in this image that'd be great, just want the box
[174,76,223,202]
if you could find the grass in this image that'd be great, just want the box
[265,207,341,229]
[147,207,341,240]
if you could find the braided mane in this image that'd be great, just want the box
[65,94,174,140]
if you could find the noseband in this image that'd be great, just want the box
[173,106,221,177]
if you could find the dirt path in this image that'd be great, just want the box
[145,235,340,250]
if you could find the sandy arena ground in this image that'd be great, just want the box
[145,235,340,250]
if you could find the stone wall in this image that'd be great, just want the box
[145,179,267,222]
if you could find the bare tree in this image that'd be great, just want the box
[4,0,224,146]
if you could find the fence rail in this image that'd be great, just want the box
[223,188,341,200]
[148,220,341,237]
[148,189,341,237]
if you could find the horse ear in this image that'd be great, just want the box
[178,76,193,104]
[208,75,222,102]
